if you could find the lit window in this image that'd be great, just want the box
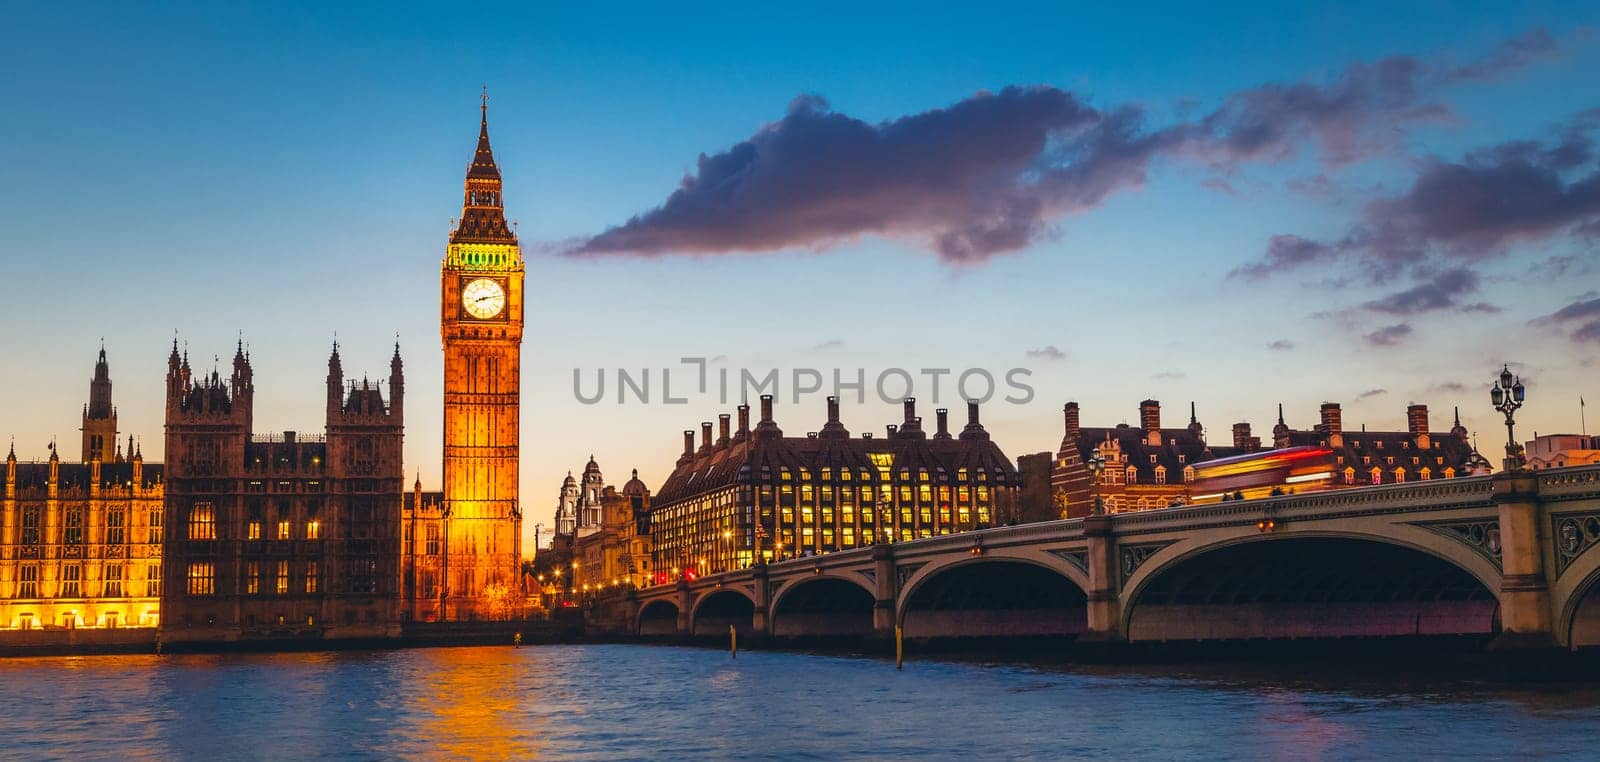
[17,565,38,598]
[277,520,292,540]
[188,503,215,540]
[107,509,126,545]
[145,563,161,597]
[61,564,82,597]
[305,561,319,594]
[246,562,260,595]
[148,509,163,544]
[306,520,321,540]
[187,562,215,596]
[247,521,262,540]
[276,561,290,594]
[104,565,123,597]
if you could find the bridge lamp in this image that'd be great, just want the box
[1490,364,1528,471]
[1086,451,1107,516]
[1255,519,1278,533]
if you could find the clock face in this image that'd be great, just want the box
[462,278,506,319]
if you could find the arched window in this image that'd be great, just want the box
[1393,467,1406,483]
[1370,467,1383,485]
[1154,465,1167,485]
[1344,467,1356,484]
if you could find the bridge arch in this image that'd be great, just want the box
[770,574,876,639]
[896,554,1089,639]
[690,587,756,637]
[1555,534,1600,649]
[1121,532,1500,642]
[635,599,680,636]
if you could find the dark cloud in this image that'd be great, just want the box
[1356,388,1389,400]
[1266,339,1295,351]
[1240,108,1600,279]
[1440,28,1562,82]
[812,339,845,351]
[1430,381,1470,393]
[1364,323,1414,346]
[1152,370,1187,381]
[572,31,1567,265]
[1025,345,1068,361]
[1535,297,1600,344]
[1361,267,1500,315]
[1230,235,1342,279]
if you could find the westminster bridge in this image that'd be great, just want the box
[602,465,1600,650]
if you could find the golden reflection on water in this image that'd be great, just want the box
[405,647,548,760]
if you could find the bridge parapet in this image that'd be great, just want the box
[618,466,1600,651]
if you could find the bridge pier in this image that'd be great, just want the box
[872,544,896,639]
[675,580,693,637]
[1078,514,1125,646]
[1490,472,1559,650]
[751,565,770,643]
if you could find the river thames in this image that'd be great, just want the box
[2,644,1599,759]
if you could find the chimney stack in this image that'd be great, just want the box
[903,397,916,424]
[887,424,898,438]
[736,404,750,439]
[718,414,731,447]
[1232,422,1254,450]
[934,408,951,439]
[898,398,924,438]
[682,430,695,458]
[1319,402,1342,434]
[827,396,840,423]
[755,394,782,438]
[1407,404,1429,436]
[1064,402,1080,438]
[960,400,990,440]
[701,421,714,453]
[1140,399,1161,446]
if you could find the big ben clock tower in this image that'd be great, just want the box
[440,93,523,619]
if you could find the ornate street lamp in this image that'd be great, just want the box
[1086,451,1107,516]
[1490,364,1528,471]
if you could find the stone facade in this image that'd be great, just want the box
[159,341,404,644]
[1,349,163,631]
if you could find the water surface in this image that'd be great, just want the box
[2,644,1597,759]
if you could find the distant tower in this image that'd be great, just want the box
[440,91,525,618]
[555,472,579,537]
[81,344,117,462]
[577,455,604,534]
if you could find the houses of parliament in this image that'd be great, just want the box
[0,99,527,640]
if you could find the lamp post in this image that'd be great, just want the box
[1490,364,1528,472]
[1085,451,1107,516]
[722,529,733,572]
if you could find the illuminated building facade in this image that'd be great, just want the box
[160,341,404,644]
[1,349,163,630]
[402,479,445,621]
[650,396,1018,580]
[439,95,525,619]
[1052,400,1235,515]
[571,469,652,591]
[1051,399,1488,514]
[1524,433,1600,470]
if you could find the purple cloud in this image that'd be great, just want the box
[1364,323,1414,346]
[1534,297,1600,344]
[1152,370,1187,381]
[1361,268,1500,315]
[1025,345,1067,361]
[1266,339,1295,351]
[571,31,1568,265]
[1356,388,1389,400]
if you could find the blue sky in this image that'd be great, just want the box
[3,2,1598,541]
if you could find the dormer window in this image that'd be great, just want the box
[1154,466,1167,485]
[1149,454,1158,464]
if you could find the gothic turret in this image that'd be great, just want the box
[327,341,344,420]
[81,344,118,462]
[389,341,405,425]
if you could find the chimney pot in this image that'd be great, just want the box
[718,414,731,445]
[701,421,714,451]
[759,394,774,423]
[903,397,917,423]
[682,430,695,456]
[1064,402,1080,437]
[737,404,750,436]
[935,408,950,438]
[827,395,840,423]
